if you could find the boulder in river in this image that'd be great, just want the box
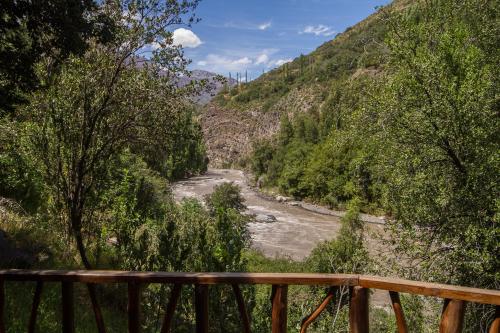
[255,214,277,223]
[276,195,293,202]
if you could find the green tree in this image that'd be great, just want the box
[378,0,499,330]
[27,0,200,269]
[205,182,246,214]
[0,0,113,115]
[278,113,294,146]
[23,2,201,330]
[250,140,275,177]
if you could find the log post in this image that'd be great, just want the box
[128,282,141,333]
[489,306,499,333]
[271,284,288,333]
[61,282,75,333]
[160,284,182,333]
[86,284,106,333]
[194,284,208,333]
[389,291,408,333]
[349,286,369,333]
[0,279,4,333]
[439,299,466,333]
[232,284,251,333]
[28,281,44,333]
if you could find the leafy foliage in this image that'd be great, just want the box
[377,0,499,330]
[0,0,114,114]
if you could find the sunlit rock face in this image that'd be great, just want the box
[200,104,281,167]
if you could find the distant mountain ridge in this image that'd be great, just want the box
[133,56,237,105]
[175,69,238,105]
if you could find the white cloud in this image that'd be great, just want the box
[224,21,272,31]
[172,28,202,48]
[273,58,293,67]
[256,54,269,65]
[258,21,272,30]
[301,24,336,37]
[197,54,253,71]
[233,57,252,66]
[194,49,293,76]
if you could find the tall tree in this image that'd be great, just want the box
[379,0,499,329]
[25,1,200,330]
[29,0,200,268]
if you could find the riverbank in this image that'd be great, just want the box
[243,171,386,225]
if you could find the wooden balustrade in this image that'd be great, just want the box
[61,281,75,333]
[194,284,209,333]
[0,279,4,333]
[349,286,369,333]
[160,283,182,333]
[271,285,288,333]
[28,281,43,333]
[300,286,338,333]
[0,270,498,333]
[389,291,408,333]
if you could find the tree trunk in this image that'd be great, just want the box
[71,210,107,333]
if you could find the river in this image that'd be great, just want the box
[172,168,384,260]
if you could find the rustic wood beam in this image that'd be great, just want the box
[61,281,75,333]
[232,284,251,333]
[160,284,182,333]
[128,282,141,333]
[271,284,288,333]
[0,279,5,333]
[195,284,208,333]
[28,281,44,333]
[349,286,369,333]
[86,284,106,333]
[300,287,338,333]
[439,299,466,333]
[389,291,408,333]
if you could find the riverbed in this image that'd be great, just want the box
[172,168,384,260]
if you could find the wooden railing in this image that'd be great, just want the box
[0,270,498,333]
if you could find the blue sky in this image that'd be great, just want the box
[173,0,391,79]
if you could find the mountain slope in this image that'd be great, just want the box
[201,1,409,167]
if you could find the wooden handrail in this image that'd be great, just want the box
[359,275,500,305]
[0,270,498,305]
[0,270,358,285]
[0,270,499,333]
